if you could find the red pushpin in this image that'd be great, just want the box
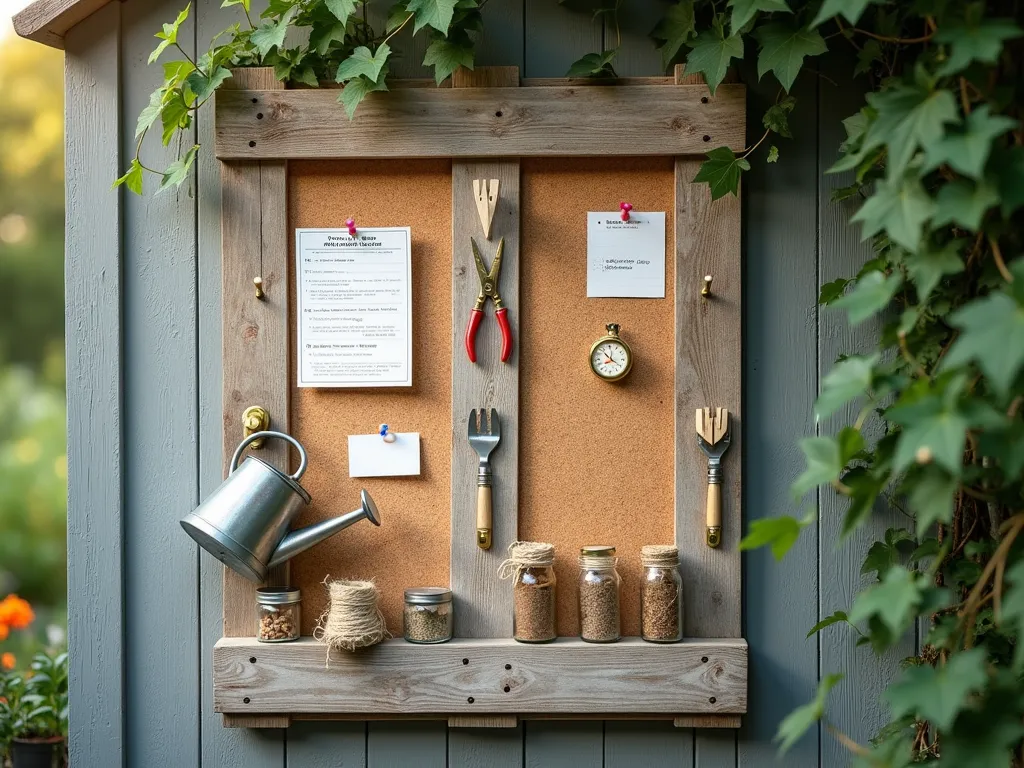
[620,202,633,221]
[346,218,357,237]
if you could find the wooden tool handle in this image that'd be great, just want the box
[706,483,721,548]
[477,484,492,550]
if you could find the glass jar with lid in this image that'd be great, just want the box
[505,541,557,643]
[640,545,683,643]
[404,587,453,643]
[257,586,301,642]
[578,545,621,643]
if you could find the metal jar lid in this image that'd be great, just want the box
[580,545,616,556]
[405,587,453,605]
[257,586,301,605]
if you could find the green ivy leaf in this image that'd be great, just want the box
[424,37,475,84]
[815,354,879,420]
[738,515,808,560]
[854,39,882,77]
[792,428,864,499]
[338,66,390,118]
[250,5,297,58]
[405,0,459,34]
[291,65,320,88]
[850,173,935,253]
[885,648,988,731]
[807,610,853,638]
[337,44,392,84]
[728,0,789,35]
[849,566,921,635]
[942,274,1024,398]
[907,466,957,534]
[862,83,959,180]
[113,159,145,196]
[162,60,196,84]
[159,145,200,193]
[904,241,964,302]
[990,145,1024,215]
[832,271,903,325]
[775,674,843,753]
[566,50,618,78]
[651,0,696,69]
[692,146,749,200]
[923,106,1017,180]
[766,144,779,162]
[185,65,232,103]
[149,3,191,65]
[753,22,827,93]
[160,91,191,146]
[890,402,968,475]
[326,0,359,21]
[684,23,743,94]
[136,87,168,139]
[861,528,915,581]
[309,21,348,55]
[1001,561,1024,669]
[932,179,999,232]
[935,18,1022,77]
[222,0,250,10]
[810,0,880,28]
[762,95,796,137]
[818,277,849,305]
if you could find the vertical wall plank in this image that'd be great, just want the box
[605,0,668,75]
[65,5,124,767]
[121,0,199,764]
[736,62,820,768]
[288,721,366,767]
[368,722,446,768]
[605,721,693,767]
[816,51,913,764]
[526,721,603,768]
[523,0,602,78]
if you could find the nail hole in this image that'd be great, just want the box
[257,113,264,120]
[701,656,708,663]
[504,664,511,670]
[467,697,475,703]
[251,97,258,104]
[249,657,257,664]
[503,685,510,693]
[249,140,257,148]
[243,697,251,704]
[702,135,711,142]
[495,111,503,117]
[701,97,709,104]
[462,658,469,665]
[709,697,717,704]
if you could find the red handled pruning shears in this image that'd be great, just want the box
[465,237,513,363]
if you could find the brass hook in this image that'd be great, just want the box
[254,276,265,300]
[242,406,270,449]
[701,275,713,297]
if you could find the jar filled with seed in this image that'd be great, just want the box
[578,545,621,643]
[500,541,557,643]
[641,545,683,643]
[257,586,301,642]
[404,588,454,644]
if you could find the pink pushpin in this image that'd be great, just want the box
[346,218,357,237]
[620,202,633,221]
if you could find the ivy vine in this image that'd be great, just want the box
[123,0,1024,764]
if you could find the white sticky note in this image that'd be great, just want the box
[586,212,666,298]
[348,433,421,477]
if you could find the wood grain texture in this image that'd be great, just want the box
[214,85,746,159]
[12,0,111,48]
[287,720,366,767]
[526,721,603,768]
[213,637,747,715]
[450,724,524,768]
[368,722,446,768]
[606,721,694,767]
[64,6,123,766]
[121,0,199,763]
[451,67,520,642]
[449,716,518,728]
[675,715,742,729]
[523,0,601,78]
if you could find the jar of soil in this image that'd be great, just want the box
[578,545,621,643]
[403,587,453,643]
[640,545,683,643]
[500,542,557,643]
[257,586,301,642]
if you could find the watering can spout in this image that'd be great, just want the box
[268,490,381,568]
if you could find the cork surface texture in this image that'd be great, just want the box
[288,158,675,637]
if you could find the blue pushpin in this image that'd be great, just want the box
[379,423,396,443]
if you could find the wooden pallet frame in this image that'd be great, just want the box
[215,65,745,729]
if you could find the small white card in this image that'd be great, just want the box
[348,432,421,478]
[586,212,666,298]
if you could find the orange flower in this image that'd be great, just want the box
[0,595,34,630]
[0,653,14,670]
[0,623,8,641]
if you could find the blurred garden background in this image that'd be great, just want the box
[0,3,68,670]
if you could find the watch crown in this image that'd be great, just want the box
[606,323,620,336]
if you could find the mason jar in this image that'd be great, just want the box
[578,545,621,643]
[256,586,301,642]
[404,587,454,643]
[513,561,557,643]
[640,545,683,643]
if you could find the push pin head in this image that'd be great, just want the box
[379,423,396,443]
[620,202,633,221]
[253,276,265,300]
[346,218,357,238]
[701,274,713,297]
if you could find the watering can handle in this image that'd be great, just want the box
[230,431,308,481]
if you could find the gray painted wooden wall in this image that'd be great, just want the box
[63,0,904,765]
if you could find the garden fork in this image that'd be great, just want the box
[468,408,501,550]
[696,408,731,548]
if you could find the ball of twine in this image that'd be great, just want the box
[641,545,680,567]
[313,578,390,666]
[497,541,555,580]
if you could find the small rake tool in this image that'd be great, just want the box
[468,408,501,550]
[696,408,731,548]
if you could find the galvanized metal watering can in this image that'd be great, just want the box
[181,431,380,583]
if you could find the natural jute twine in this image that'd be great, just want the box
[313,577,390,665]
[641,545,680,567]
[498,541,555,580]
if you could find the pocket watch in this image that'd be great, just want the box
[589,323,633,382]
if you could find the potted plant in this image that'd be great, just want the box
[7,651,67,768]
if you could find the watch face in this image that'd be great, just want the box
[591,339,631,380]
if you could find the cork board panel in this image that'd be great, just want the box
[288,159,452,635]
[519,157,676,637]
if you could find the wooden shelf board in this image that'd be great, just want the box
[214,636,747,719]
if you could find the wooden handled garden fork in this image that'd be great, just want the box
[696,408,731,548]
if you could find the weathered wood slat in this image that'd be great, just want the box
[12,0,111,48]
[214,85,746,159]
[214,637,747,715]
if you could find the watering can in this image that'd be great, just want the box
[181,431,381,583]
